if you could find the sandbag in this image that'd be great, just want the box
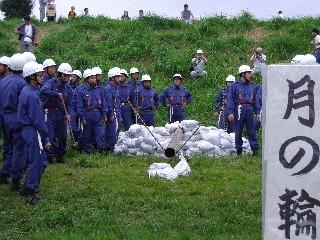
[174,155,191,176]
[141,142,156,155]
[197,140,215,152]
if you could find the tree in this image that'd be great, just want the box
[0,0,35,19]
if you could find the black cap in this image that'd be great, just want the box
[24,16,31,21]
[312,28,319,34]
[184,4,188,7]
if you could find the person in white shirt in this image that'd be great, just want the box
[190,49,208,78]
[15,16,37,53]
[311,28,320,64]
[181,4,194,24]
[250,47,267,74]
[277,10,285,19]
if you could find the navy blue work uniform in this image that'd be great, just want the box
[0,73,27,181]
[314,48,320,64]
[160,85,192,123]
[17,84,49,193]
[137,85,159,127]
[104,81,121,150]
[214,87,234,133]
[42,73,54,85]
[128,79,141,124]
[69,82,81,142]
[77,83,108,153]
[40,78,72,160]
[254,84,262,133]
[227,79,261,153]
[119,82,134,130]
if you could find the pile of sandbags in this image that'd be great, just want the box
[291,54,317,64]
[147,154,191,181]
[114,120,251,158]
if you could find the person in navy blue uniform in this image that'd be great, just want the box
[213,75,235,133]
[119,69,134,130]
[104,68,121,151]
[128,67,141,124]
[137,74,159,127]
[160,74,192,123]
[227,65,261,156]
[40,63,73,163]
[69,70,82,143]
[92,66,103,85]
[77,69,108,153]
[42,59,56,84]
[17,61,51,204]
[0,56,10,81]
[0,54,27,191]
[254,83,262,133]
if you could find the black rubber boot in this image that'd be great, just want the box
[19,187,42,205]
[11,178,22,192]
[236,149,242,156]
[56,156,65,163]
[0,174,9,184]
[47,156,54,164]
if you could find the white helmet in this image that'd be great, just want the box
[0,56,10,65]
[22,52,36,63]
[9,53,27,71]
[72,70,82,78]
[43,59,56,68]
[92,66,102,75]
[120,69,128,76]
[196,49,203,54]
[83,69,95,79]
[58,63,72,75]
[238,65,252,74]
[23,61,44,78]
[225,75,235,82]
[172,73,183,80]
[129,67,139,74]
[141,74,151,81]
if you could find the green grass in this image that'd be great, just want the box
[0,151,262,240]
[0,12,318,239]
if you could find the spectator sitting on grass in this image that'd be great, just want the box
[190,49,208,78]
[250,47,266,74]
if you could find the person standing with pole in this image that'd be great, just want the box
[40,63,73,163]
[227,65,261,156]
[39,0,48,22]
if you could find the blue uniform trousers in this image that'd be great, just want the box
[22,127,46,192]
[79,112,106,153]
[105,114,119,150]
[234,106,259,152]
[169,107,185,123]
[46,111,67,158]
[218,109,234,133]
[70,108,81,142]
[2,114,26,180]
[0,116,13,177]
[120,104,132,131]
[139,111,155,127]
[314,48,320,64]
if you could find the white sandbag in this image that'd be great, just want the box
[165,122,180,133]
[220,138,234,150]
[174,155,191,176]
[197,140,215,152]
[128,148,138,156]
[141,142,156,155]
[135,137,144,148]
[147,163,178,180]
[181,119,198,128]
[127,124,142,138]
[143,136,156,146]
[126,138,137,148]
[154,127,170,136]
[200,131,220,145]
